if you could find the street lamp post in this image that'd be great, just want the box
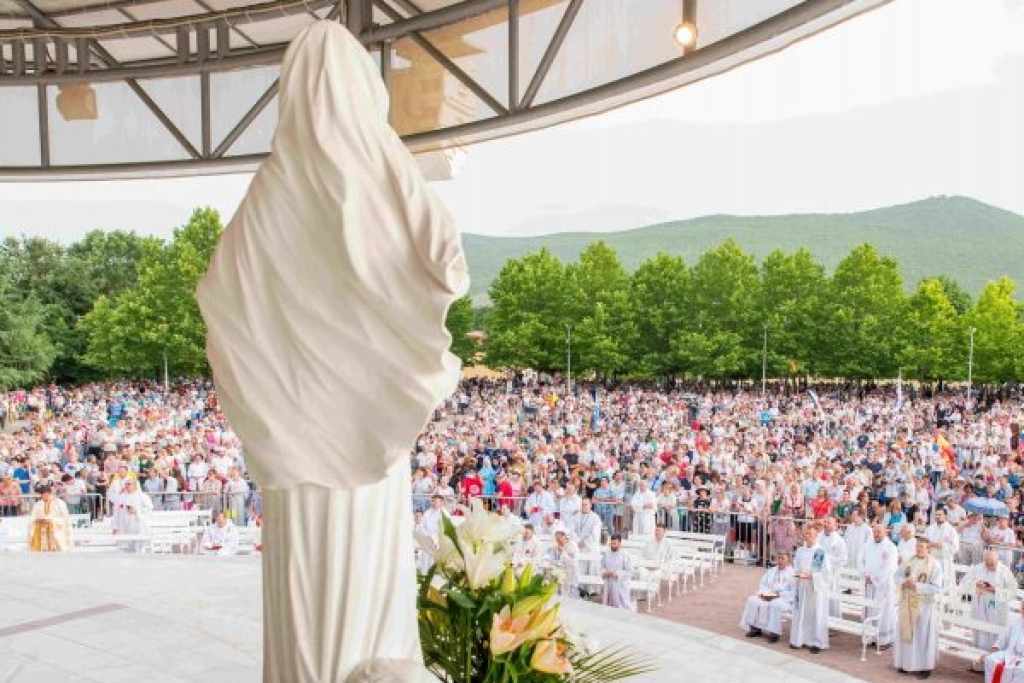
[565,324,572,396]
[967,326,976,404]
[761,324,768,403]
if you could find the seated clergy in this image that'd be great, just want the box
[985,613,1024,683]
[201,512,240,556]
[740,552,796,643]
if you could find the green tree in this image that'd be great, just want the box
[673,239,760,378]
[445,296,477,364]
[629,253,689,378]
[566,242,635,376]
[758,248,828,377]
[897,278,961,381]
[485,248,573,370]
[932,275,973,316]
[964,277,1024,382]
[0,282,55,389]
[821,244,906,378]
[81,208,223,379]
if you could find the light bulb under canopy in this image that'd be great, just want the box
[56,84,98,121]
[673,22,697,49]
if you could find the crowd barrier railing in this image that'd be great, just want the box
[1,492,104,522]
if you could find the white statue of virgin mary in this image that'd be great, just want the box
[197,20,466,683]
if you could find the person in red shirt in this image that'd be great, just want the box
[809,488,834,519]
[495,471,515,511]
[460,468,484,503]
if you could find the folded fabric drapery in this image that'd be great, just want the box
[198,20,467,683]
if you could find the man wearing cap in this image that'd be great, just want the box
[894,533,943,679]
[601,534,635,610]
[740,551,796,643]
[861,523,899,650]
[961,550,1019,671]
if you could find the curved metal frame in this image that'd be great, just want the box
[0,0,893,180]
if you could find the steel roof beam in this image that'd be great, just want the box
[519,0,582,109]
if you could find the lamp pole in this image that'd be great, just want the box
[565,324,572,396]
[967,326,976,404]
[761,324,768,403]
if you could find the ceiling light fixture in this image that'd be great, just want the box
[56,84,98,121]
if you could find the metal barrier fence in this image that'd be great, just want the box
[1,490,258,526]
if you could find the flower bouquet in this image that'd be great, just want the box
[417,500,655,683]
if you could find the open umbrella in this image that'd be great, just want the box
[964,496,1010,518]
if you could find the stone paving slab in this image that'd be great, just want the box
[0,554,868,683]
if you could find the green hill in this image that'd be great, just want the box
[462,196,1024,303]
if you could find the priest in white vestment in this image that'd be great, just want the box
[860,524,898,649]
[894,535,943,677]
[560,484,583,534]
[110,478,153,552]
[27,485,72,552]
[962,551,1019,664]
[985,618,1024,683]
[201,512,240,556]
[197,20,468,683]
[821,517,848,618]
[741,552,796,642]
[630,481,657,537]
[602,534,635,610]
[575,499,603,553]
[548,530,579,597]
[897,524,918,569]
[525,482,555,530]
[844,512,872,570]
[985,517,1018,569]
[512,524,542,569]
[790,524,831,653]
[924,508,960,588]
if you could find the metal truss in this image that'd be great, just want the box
[0,0,893,179]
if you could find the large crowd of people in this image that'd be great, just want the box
[5,376,1024,678]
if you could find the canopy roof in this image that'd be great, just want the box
[0,0,892,180]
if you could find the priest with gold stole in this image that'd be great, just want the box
[28,485,72,552]
[894,534,943,679]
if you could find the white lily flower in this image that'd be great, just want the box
[461,539,508,590]
[455,499,520,551]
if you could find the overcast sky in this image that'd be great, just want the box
[1,0,1022,241]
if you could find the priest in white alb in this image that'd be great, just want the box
[110,478,153,552]
[602,533,635,610]
[844,511,873,570]
[821,516,848,618]
[924,507,960,588]
[860,523,899,650]
[201,511,240,556]
[197,20,468,683]
[27,484,72,552]
[962,550,1019,670]
[630,481,657,537]
[790,523,831,653]
[575,498,603,553]
[985,616,1024,683]
[894,534,943,678]
[741,551,796,643]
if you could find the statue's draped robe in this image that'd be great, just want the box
[197,21,468,683]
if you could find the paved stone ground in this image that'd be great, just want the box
[648,563,980,683]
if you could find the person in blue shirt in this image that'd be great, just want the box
[12,459,32,495]
[479,457,496,499]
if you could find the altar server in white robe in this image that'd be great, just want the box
[602,534,635,610]
[962,551,1019,667]
[525,482,555,530]
[575,499,603,553]
[925,507,960,588]
[821,517,848,618]
[860,524,899,649]
[741,552,796,642]
[643,524,675,591]
[201,512,240,556]
[985,617,1024,683]
[790,524,832,653]
[894,534,943,678]
[630,481,657,537]
[412,511,434,574]
[548,530,579,597]
[844,512,872,570]
[110,478,153,552]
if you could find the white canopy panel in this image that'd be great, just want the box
[0,0,893,180]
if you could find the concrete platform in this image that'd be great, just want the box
[0,555,868,683]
